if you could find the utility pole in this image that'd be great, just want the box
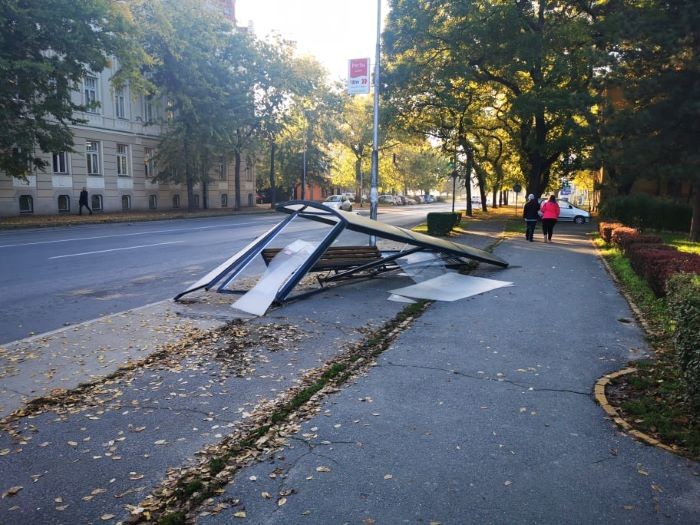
[369,0,381,245]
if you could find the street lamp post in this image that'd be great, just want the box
[369,0,381,246]
[301,147,306,200]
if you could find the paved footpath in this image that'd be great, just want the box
[0,220,698,524]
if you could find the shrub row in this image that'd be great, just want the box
[666,274,700,411]
[599,193,692,232]
[427,212,462,236]
[601,222,700,409]
[627,246,700,296]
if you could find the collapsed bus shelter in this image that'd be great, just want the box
[174,201,509,315]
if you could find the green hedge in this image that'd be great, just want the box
[666,273,700,410]
[427,212,462,236]
[599,194,692,231]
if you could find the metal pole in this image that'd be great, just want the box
[369,0,381,245]
[302,147,306,200]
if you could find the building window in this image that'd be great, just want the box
[115,87,126,119]
[84,75,99,112]
[19,195,33,214]
[144,147,156,179]
[221,193,228,207]
[121,195,131,211]
[91,194,103,211]
[58,194,70,213]
[166,98,174,121]
[149,194,157,209]
[172,194,180,208]
[248,193,254,207]
[117,144,129,176]
[144,96,154,123]
[218,156,226,180]
[52,152,69,174]
[86,141,100,175]
[245,159,253,182]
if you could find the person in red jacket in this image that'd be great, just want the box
[540,195,560,242]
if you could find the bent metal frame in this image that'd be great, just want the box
[174,200,508,305]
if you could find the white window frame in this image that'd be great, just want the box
[91,194,103,211]
[218,156,226,180]
[116,144,129,177]
[172,194,180,209]
[149,194,158,209]
[144,147,156,179]
[84,75,100,113]
[121,194,131,210]
[115,87,126,119]
[19,195,33,214]
[86,141,101,175]
[221,193,228,207]
[52,152,69,174]
[144,96,154,123]
[58,194,70,213]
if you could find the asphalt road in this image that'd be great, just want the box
[0,203,450,343]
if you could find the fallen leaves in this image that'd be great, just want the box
[2,486,23,498]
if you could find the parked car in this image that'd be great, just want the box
[412,195,424,204]
[379,194,399,205]
[540,199,590,224]
[323,194,353,211]
[424,195,436,203]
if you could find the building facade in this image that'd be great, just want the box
[0,0,257,216]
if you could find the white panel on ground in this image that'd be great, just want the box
[389,273,513,302]
[387,294,417,304]
[395,251,445,282]
[232,240,318,316]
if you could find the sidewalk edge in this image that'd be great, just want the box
[594,368,678,454]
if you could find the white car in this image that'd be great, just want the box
[323,195,353,212]
[540,199,590,224]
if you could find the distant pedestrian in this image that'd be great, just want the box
[540,195,560,242]
[79,187,92,215]
[522,193,540,241]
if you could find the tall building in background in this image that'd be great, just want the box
[0,0,257,216]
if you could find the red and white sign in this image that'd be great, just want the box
[347,58,370,95]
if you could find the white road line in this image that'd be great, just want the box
[48,241,185,259]
[0,221,265,249]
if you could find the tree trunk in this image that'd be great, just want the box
[269,140,276,209]
[234,149,241,210]
[202,180,208,209]
[492,187,498,208]
[690,179,700,242]
[184,139,195,212]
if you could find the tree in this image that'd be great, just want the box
[597,0,700,240]
[0,0,143,178]
[139,0,254,210]
[384,0,600,199]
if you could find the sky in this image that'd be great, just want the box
[236,0,390,82]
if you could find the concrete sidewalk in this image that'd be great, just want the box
[0,220,698,524]
[199,223,699,524]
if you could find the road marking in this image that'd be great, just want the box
[0,221,266,249]
[48,241,185,259]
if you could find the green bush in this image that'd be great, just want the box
[666,273,700,410]
[600,194,692,231]
[427,212,462,235]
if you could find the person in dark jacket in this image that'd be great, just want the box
[522,193,540,241]
[79,187,92,215]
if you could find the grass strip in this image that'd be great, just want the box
[595,237,699,459]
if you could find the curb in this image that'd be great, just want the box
[594,368,677,454]
[591,236,680,455]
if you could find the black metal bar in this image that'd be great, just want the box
[273,220,346,303]
[174,213,297,301]
[322,246,425,283]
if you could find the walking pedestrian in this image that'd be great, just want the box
[78,187,92,215]
[540,195,560,242]
[523,193,540,241]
